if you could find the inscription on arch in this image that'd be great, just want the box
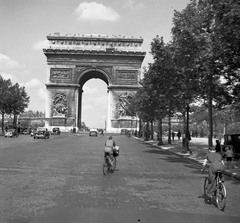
[116,70,137,85]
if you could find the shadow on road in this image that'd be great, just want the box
[143,147,240,185]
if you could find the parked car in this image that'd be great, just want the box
[22,129,30,135]
[223,134,240,160]
[51,127,61,135]
[89,129,98,137]
[34,127,50,139]
[121,129,128,135]
[5,129,18,138]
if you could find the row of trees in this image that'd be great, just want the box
[128,0,240,152]
[0,75,30,132]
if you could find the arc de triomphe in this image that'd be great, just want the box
[43,33,146,132]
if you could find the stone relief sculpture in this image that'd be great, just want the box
[116,92,133,117]
[51,93,68,117]
[50,68,72,79]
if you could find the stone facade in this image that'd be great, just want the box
[43,33,145,132]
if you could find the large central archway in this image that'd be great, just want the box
[43,33,146,132]
[77,68,109,129]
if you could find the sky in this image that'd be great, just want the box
[0,0,190,128]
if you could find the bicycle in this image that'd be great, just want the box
[103,146,119,175]
[203,170,227,211]
[103,154,116,175]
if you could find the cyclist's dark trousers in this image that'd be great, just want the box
[207,161,224,193]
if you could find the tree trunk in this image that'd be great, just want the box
[138,119,142,138]
[181,110,192,154]
[144,121,150,141]
[208,73,213,147]
[13,113,17,129]
[158,117,164,145]
[1,113,4,132]
[182,110,186,149]
[168,113,171,144]
[150,120,154,140]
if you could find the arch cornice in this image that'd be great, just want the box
[46,83,80,88]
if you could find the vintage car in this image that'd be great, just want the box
[223,134,240,160]
[51,127,61,135]
[89,129,98,137]
[5,129,18,138]
[120,129,128,135]
[22,129,30,135]
[34,127,50,139]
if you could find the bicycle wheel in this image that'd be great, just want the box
[103,162,111,175]
[112,157,116,172]
[216,182,226,211]
[204,177,209,201]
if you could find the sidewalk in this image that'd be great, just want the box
[136,136,240,181]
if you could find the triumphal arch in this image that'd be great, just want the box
[43,33,146,132]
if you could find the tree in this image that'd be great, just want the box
[0,75,12,132]
[8,83,30,128]
[211,0,240,86]
[171,0,235,146]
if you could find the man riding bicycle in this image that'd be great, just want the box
[104,136,116,166]
[201,146,225,195]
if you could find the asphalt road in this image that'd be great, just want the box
[0,133,240,223]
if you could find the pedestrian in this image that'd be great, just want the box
[177,130,181,140]
[215,140,221,153]
[225,146,234,169]
[172,131,175,141]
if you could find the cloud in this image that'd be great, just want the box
[74,2,120,22]
[25,78,42,89]
[32,39,49,50]
[37,88,47,101]
[83,85,98,94]
[124,0,144,10]
[0,53,21,70]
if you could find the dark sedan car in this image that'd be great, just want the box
[51,127,61,135]
[34,127,50,139]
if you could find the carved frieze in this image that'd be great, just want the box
[51,93,68,117]
[50,68,72,80]
[116,92,133,117]
[116,70,138,85]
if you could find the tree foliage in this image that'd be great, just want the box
[131,0,240,146]
[0,75,30,130]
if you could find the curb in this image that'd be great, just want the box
[136,137,240,181]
